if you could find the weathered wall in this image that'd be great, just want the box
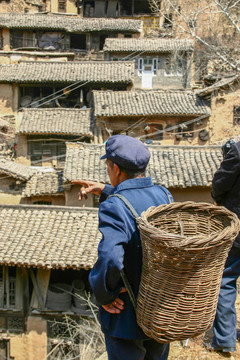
[0,192,22,204]
[170,186,212,203]
[10,316,47,360]
[16,134,29,164]
[209,82,240,144]
[97,115,210,145]
[65,185,95,207]
[0,84,15,114]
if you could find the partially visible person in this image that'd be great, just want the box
[72,135,173,360]
[211,139,240,353]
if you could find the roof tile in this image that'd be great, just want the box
[0,205,100,269]
[104,38,194,52]
[0,13,142,32]
[93,90,211,117]
[64,142,222,188]
[0,61,135,84]
[18,108,93,136]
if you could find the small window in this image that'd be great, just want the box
[138,58,143,75]
[58,0,66,12]
[0,266,16,309]
[138,57,158,75]
[0,339,10,359]
[189,20,196,28]
[153,58,158,75]
[233,106,240,125]
[163,14,172,29]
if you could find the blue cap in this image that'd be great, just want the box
[100,135,150,170]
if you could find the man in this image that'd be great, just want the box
[211,139,240,353]
[72,135,173,360]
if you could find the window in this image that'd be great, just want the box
[70,34,87,51]
[28,140,66,168]
[163,14,172,29]
[233,106,240,125]
[189,20,196,28]
[134,0,151,14]
[58,0,66,12]
[0,339,10,359]
[0,266,16,309]
[10,30,36,49]
[138,57,158,75]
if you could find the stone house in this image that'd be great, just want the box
[0,60,134,116]
[92,90,211,145]
[0,13,142,63]
[0,204,100,359]
[63,142,223,206]
[21,170,65,205]
[16,108,93,167]
[0,158,38,204]
[196,74,240,145]
[104,38,194,89]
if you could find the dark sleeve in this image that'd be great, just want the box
[211,144,240,204]
[99,184,114,202]
[89,199,132,305]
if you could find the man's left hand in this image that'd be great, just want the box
[102,288,127,314]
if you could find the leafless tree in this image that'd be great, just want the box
[148,0,240,80]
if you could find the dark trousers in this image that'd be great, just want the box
[104,334,169,360]
[212,245,240,349]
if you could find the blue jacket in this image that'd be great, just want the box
[211,141,240,248]
[89,177,173,339]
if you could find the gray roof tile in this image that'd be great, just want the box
[0,61,135,84]
[104,38,194,52]
[22,170,64,197]
[18,108,93,137]
[93,90,211,117]
[0,204,100,269]
[64,142,222,188]
[0,13,142,32]
[0,158,38,181]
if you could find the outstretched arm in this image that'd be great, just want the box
[71,179,105,200]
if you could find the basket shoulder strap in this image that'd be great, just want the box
[108,193,140,220]
[107,193,138,311]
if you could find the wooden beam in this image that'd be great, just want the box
[29,268,45,310]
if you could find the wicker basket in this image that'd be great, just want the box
[136,201,240,343]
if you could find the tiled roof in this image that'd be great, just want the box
[196,74,240,96]
[64,143,107,183]
[104,38,194,52]
[0,204,100,269]
[0,61,135,84]
[0,159,38,181]
[22,170,64,197]
[0,13,143,32]
[18,108,93,137]
[93,90,211,117]
[64,142,222,188]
